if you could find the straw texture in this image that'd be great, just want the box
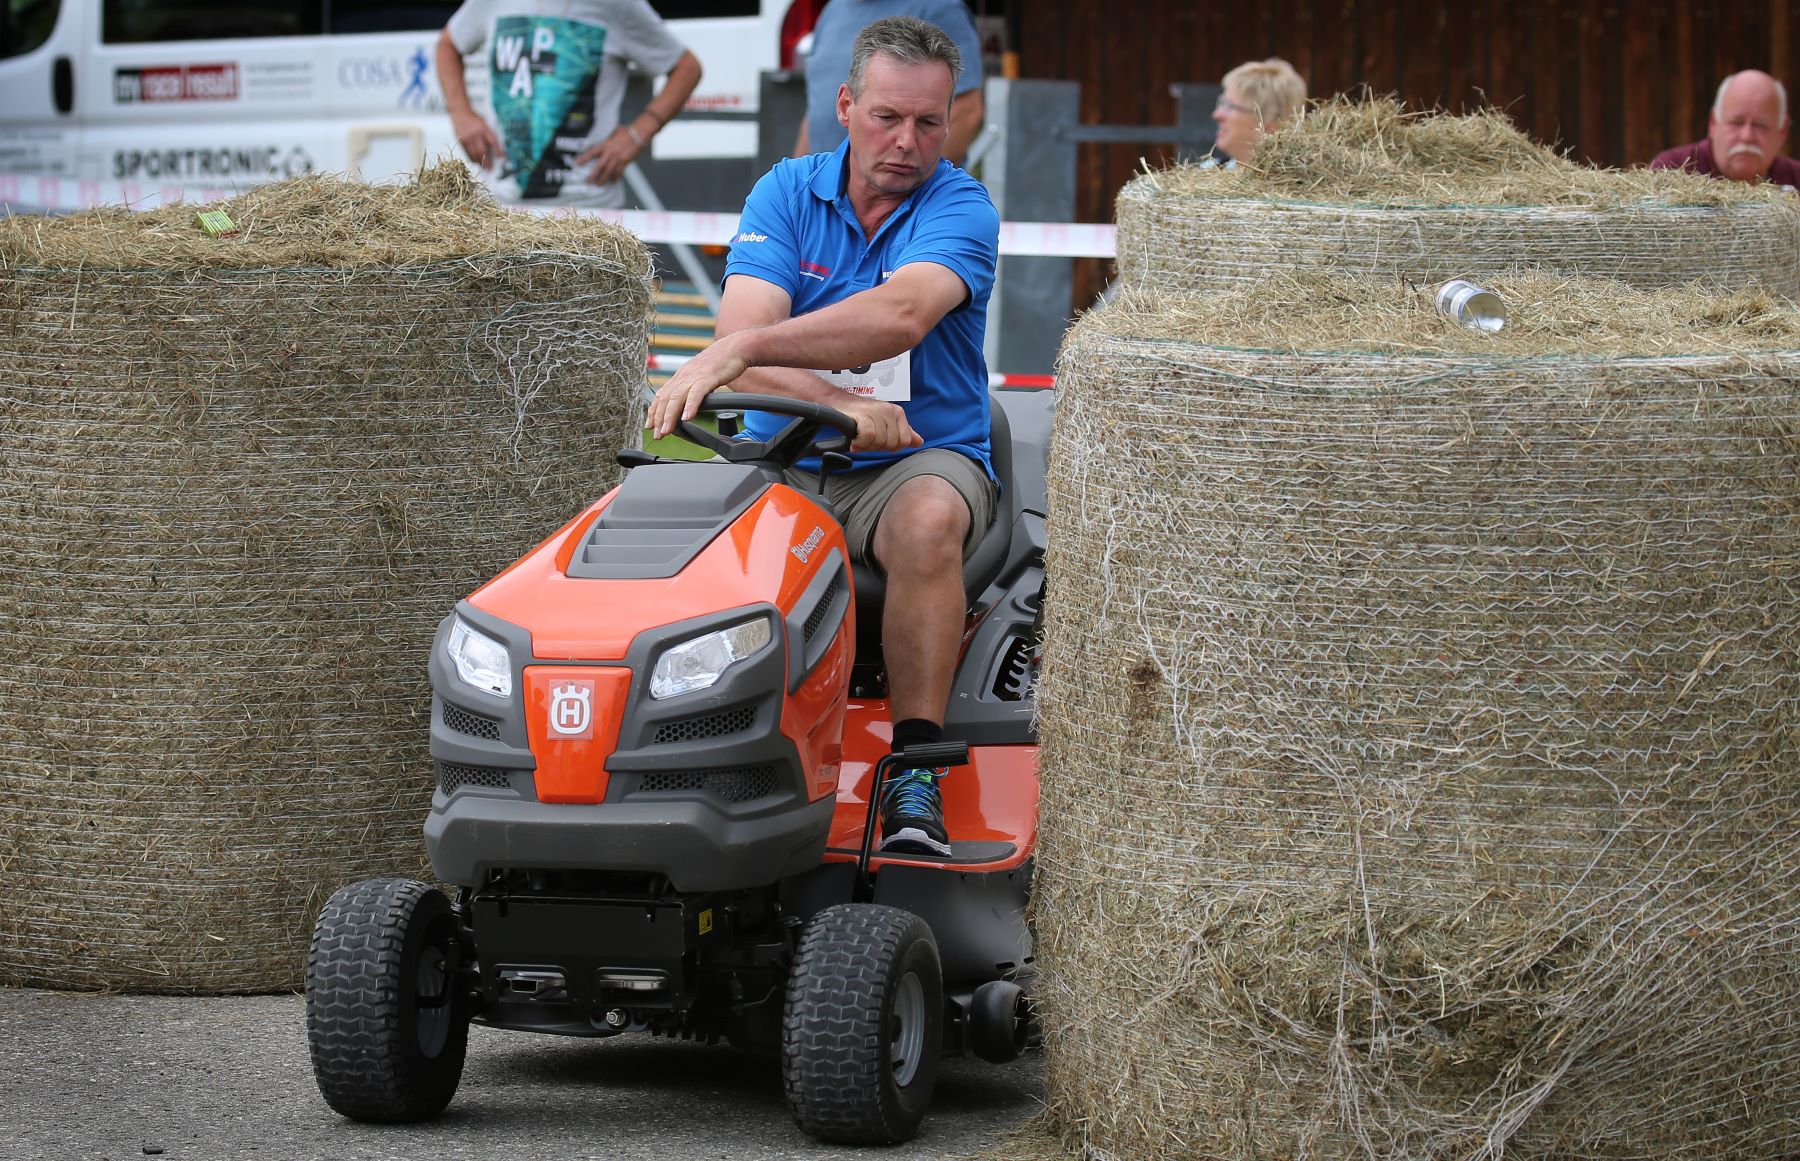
[1115,99,1800,296]
[1035,275,1800,1159]
[0,166,654,993]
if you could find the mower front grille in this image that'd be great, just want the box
[637,763,779,803]
[652,705,756,745]
[437,761,516,794]
[801,570,843,644]
[442,702,502,741]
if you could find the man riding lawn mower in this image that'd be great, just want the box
[306,18,1038,1142]
[304,390,1047,1144]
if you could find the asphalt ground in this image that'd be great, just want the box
[0,987,1045,1161]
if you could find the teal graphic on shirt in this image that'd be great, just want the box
[489,15,607,198]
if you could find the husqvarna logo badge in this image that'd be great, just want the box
[791,526,825,564]
[548,680,595,739]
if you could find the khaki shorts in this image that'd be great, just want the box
[789,449,997,569]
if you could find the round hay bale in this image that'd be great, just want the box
[1115,98,1800,296]
[1037,274,1800,1159]
[0,166,654,993]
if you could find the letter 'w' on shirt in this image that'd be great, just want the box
[495,33,526,74]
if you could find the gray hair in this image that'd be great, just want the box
[846,16,962,99]
[1714,72,1790,126]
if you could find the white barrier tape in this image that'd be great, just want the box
[647,350,1054,389]
[0,173,241,213]
[576,208,1116,258]
[994,220,1116,259]
[0,172,1118,258]
[562,206,743,247]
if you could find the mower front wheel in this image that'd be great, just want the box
[305,877,471,1123]
[781,903,943,1145]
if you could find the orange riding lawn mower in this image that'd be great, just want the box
[304,389,1049,1145]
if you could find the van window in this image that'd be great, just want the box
[328,2,461,33]
[648,0,761,18]
[2,0,57,58]
[103,1,324,42]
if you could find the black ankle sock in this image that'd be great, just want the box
[891,718,942,753]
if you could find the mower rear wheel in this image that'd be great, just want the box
[781,903,943,1145]
[305,877,470,1123]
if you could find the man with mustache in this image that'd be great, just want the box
[1651,70,1799,188]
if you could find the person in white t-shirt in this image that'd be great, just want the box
[436,0,702,206]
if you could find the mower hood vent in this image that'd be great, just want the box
[568,464,770,581]
[800,568,843,645]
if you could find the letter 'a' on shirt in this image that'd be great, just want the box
[725,141,1000,477]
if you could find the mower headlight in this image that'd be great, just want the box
[447,618,513,698]
[650,617,773,700]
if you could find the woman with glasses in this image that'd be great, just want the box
[1209,57,1307,167]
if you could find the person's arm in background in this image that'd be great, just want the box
[934,0,986,166]
[436,28,503,170]
[944,88,984,165]
[581,49,703,187]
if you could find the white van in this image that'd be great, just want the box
[0,1,821,195]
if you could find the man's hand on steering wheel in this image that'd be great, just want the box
[649,341,751,439]
[833,395,923,453]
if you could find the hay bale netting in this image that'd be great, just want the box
[1037,274,1800,1159]
[1115,98,1800,296]
[0,165,654,993]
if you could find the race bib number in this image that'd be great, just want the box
[815,352,911,402]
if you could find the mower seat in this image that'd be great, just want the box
[848,395,1020,647]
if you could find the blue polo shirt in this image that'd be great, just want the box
[725,141,999,475]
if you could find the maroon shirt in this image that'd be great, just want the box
[1650,138,1800,189]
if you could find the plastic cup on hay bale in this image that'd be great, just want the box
[0,165,655,994]
[1114,97,1800,297]
[1035,272,1800,1160]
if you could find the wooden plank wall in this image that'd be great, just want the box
[1018,1,1800,303]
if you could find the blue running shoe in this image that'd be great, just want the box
[879,767,951,856]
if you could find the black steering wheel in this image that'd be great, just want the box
[675,392,859,471]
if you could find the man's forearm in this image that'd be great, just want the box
[726,286,928,375]
[640,52,703,135]
[728,364,844,404]
[435,32,476,119]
